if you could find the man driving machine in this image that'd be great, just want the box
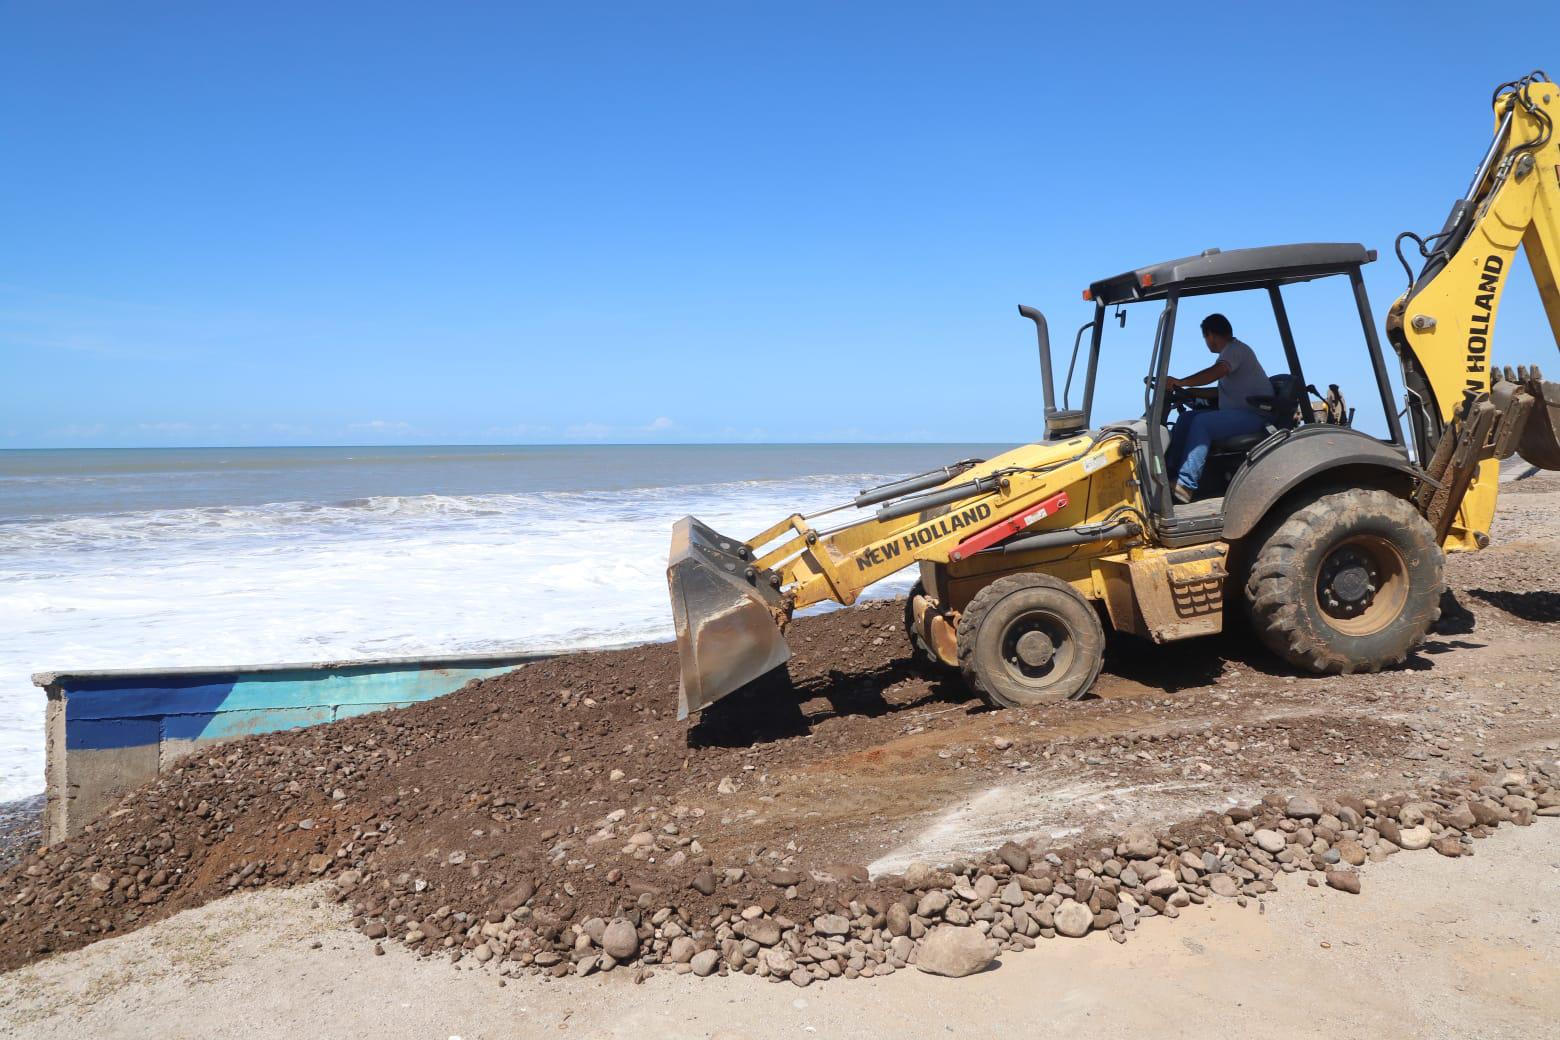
[1163,313,1271,503]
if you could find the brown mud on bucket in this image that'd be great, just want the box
[1516,373,1560,470]
[668,516,791,719]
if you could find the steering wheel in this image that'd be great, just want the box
[1166,385,1209,413]
[1143,376,1207,415]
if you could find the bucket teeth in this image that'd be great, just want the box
[667,517,791,719]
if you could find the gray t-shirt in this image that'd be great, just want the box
[1217,337,1271,411]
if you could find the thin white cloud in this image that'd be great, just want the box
[566,422,612,440]
[349,419,413,432]
[645,416,674,431]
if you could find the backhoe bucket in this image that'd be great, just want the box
[668,516,791,719]
[1515,374,1560,470]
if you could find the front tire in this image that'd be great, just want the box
[1244,488,1443,673]
[956,573,1106,708]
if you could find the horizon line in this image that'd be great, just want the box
[0,439,1017,453]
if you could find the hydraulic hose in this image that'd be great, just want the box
[853,461,981,509]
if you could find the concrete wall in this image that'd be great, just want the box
[36,651,551,843]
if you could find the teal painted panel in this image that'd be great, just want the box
[210,665,515,712]
[333,700,417,720]
[192,706,336,741]
[64,664,519,721]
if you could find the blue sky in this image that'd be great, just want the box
[3,3,1558,448]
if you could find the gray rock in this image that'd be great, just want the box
[813,913,850,936]
[1397,825,1432,851]
[1253,829,1286,854]
[746,918,782,946]
[1000,881,1025,907]
[1122,827,1158,859]
[913,926,995,977]
[668,936,697,964]
[764,947,797,975]
[1286,794,1322,819]
[886,902,911,936]
[1054,899,1092,938]
[903,862,940,890]
[917,890,950,918]
[1208,874,1239,898]
[690,949,721,976]
[602,918,640,961]
[1442,804,1477,830]
[997,841,1031,873]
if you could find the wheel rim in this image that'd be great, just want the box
[1315,533,1409,636]
[998,608,1077,691]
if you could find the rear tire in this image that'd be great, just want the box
[1244,488,1443,673]
[956,573,1105,708]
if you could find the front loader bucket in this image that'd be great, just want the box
[668,516,791,719]
[1516,373,1560,470]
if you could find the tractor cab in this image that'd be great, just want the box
[1023,243,1407,544]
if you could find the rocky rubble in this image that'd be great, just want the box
[327,758,1556,986]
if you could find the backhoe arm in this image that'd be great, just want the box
[1388,71,1560,547]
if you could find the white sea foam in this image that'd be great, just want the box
[0,473,921,800]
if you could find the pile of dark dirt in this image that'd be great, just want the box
[0,600,926,970]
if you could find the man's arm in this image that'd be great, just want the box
[1166,360,1231,390]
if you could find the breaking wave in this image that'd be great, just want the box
[0,469,926,800]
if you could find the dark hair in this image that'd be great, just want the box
[1200,313,1233,337]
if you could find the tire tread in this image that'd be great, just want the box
[1243,488,1443,674]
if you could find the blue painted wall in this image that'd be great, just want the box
[58,659,528,751]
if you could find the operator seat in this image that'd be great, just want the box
[1210,373,1303,454]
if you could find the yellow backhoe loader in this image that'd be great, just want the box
[668,71,1560,719]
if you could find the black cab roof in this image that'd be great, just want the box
[1087,243,1376,305]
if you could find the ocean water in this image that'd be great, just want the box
[0,444,1007,801]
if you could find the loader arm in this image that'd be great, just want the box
[668,433,1140,716]
[1388,71,1560,548]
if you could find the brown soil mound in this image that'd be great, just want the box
[0,600,926,970]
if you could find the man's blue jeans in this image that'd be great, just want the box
[1166,408,1268,491]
